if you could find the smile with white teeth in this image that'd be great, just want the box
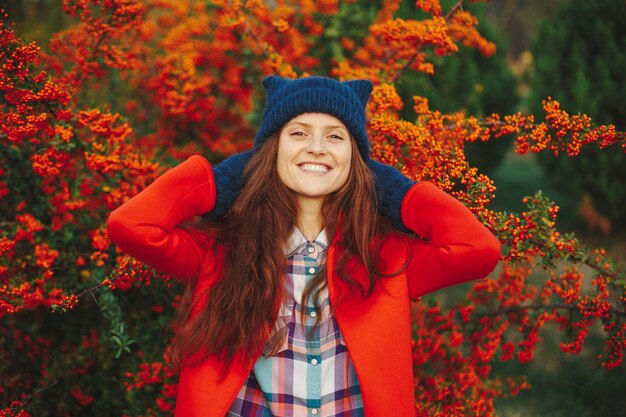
[299,163,330,173]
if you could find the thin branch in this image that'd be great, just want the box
[389,0,465,83]
[524,237,624,283]
[12,379,59,416]
[226,0,272,60]
[444,0,465,21]
[485,302,626,319]
[582,257,623,282]
[75,279,112,298]
[388,48,423,84]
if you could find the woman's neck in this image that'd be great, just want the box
[296,196,324,241]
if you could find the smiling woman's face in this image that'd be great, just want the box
[276,112,352,207]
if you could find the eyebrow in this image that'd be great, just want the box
[286,122,348,130]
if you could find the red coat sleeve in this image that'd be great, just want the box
[401,181,501,299]
[106,155,217,280]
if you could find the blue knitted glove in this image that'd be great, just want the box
[366,159,416,233]
[202,150,254,220]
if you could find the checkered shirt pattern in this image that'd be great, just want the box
[227,228,364,417]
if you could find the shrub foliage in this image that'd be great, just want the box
[1,1,625,416]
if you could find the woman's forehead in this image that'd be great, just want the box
[285,113,348,129]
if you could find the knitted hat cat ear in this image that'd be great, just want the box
[254,75,373,160]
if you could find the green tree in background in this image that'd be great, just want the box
[529,0,626,234]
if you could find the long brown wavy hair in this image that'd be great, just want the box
[169,130,393,370]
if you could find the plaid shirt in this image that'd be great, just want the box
[227,228,364,417]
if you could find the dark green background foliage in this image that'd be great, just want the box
[529,0,626,233]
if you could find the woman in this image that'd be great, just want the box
[107,76,501,417]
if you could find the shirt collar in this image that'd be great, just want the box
[284,227,328,256]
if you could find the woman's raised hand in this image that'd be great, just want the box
[366,159,416,232]
[203,150,254,220]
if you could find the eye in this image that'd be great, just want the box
[328,133,344,141]
[290,130,306,137]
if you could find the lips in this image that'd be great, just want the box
[298,163,331,173]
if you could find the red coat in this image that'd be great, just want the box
[107,155,501,417]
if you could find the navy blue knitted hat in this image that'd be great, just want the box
[254,75,374,160]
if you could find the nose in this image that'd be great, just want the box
[306,133,327,155]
